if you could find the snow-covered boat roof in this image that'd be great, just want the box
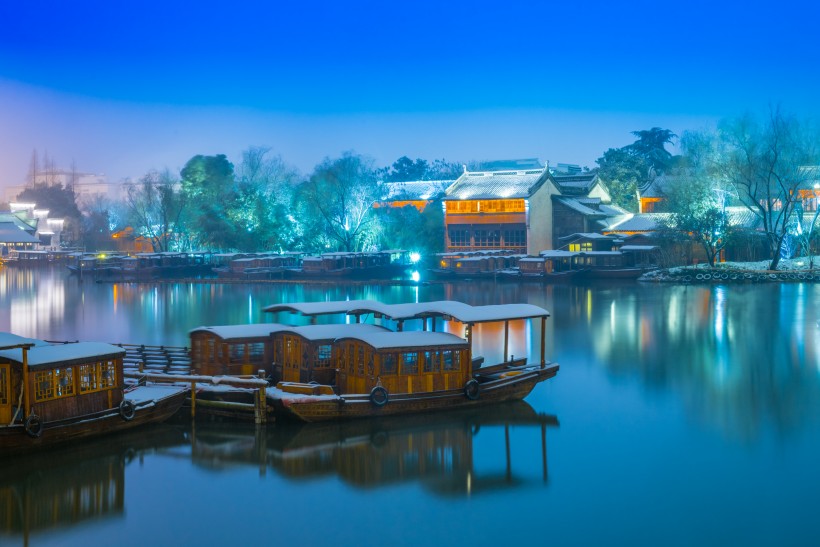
[264,299,550,322]
[539,250,579,258]
[619,245,658,251]
[0,341,126,368]
[288,323,388,341]
[336,330,468,350]
[190,323,289,340]
[0,332,45,350]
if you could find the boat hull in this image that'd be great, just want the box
[0,384,187,455]
[273,364,559,423]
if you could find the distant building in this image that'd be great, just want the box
[441,164,626,254]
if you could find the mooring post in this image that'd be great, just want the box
[256,370,267,424]
[190,380,196,419]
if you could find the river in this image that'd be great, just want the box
[1,267,819,546]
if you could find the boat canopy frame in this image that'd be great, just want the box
[264,300,551,366]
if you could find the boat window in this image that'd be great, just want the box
[423,351,440,373]
[381,353,397,375]
[348,345,355,373]
[206,338,215,363]
[230,344,246,363]
[103,361,118,387]
[401,352,418,374]
[442,350,461,372]
[79,363,100,393]
[248,343,264,361]
[34,367,75,401]
[0,366,7,405]
[357,346,365,375]
[317,344,332,367]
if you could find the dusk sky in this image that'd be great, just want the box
[2,0,819,187]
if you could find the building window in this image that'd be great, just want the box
[474,230,500,247]
[448,227,471,247]
[503,229,526,248]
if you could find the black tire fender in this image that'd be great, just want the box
[24,414,43,438]
[464,379,480,400]
[370,386,389,407]
[120,399,136,421]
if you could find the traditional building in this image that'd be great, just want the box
[378,180,454,212]
[441,165,627,254]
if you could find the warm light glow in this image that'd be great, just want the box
[411,271,420,282]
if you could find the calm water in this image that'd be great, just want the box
[2,267,820,546]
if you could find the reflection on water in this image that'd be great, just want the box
[188,401,557,497]
[0,425,187,546]
[0,404,555,545]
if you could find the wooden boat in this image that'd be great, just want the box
[0,333,188,455]
[262,300,559,422]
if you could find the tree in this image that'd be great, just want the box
[298,152,383,252]
[233,146,299,251]
[661,173,730,267]
[180,154,236,250]
[628,127,678,173]
[376,199,445,257]
[717,107,820,270]
[595,147,646,212]
[16,182,82,245]
[79,194,113,251]
[596,128,679,212]
[124,169,186,252]
[380,156,463,182]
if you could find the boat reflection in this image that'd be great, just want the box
[0,424,187,546]
[188,401,559,496]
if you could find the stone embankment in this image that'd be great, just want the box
[640,267,820,284]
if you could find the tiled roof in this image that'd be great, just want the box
[382,180,454,201]
[607,213,671,233]
[552,172,599,194]
[444,168,548,200]
[0,222,40,243]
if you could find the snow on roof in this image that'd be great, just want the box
[288,323,388,341]
[539,250,579,258]
[189,323,289,340]
[125,384,187,404]
[0,341,125,368]
[0,222,40,243]
[619,245,658,251]
[382,180,453,201]
[444,168,547,200]
[0,332,46,350]
[337,330,468,350]
[264,300,550,322]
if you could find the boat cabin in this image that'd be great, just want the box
[0,335,126,425]
[332,331,470,396]
[189,323,285,377]
[272,323,387,385]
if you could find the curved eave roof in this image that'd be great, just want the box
[335,331,468,350]
[0,342,126,368]
[264,300,550,323]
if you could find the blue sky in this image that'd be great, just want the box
[1,0,819,186]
